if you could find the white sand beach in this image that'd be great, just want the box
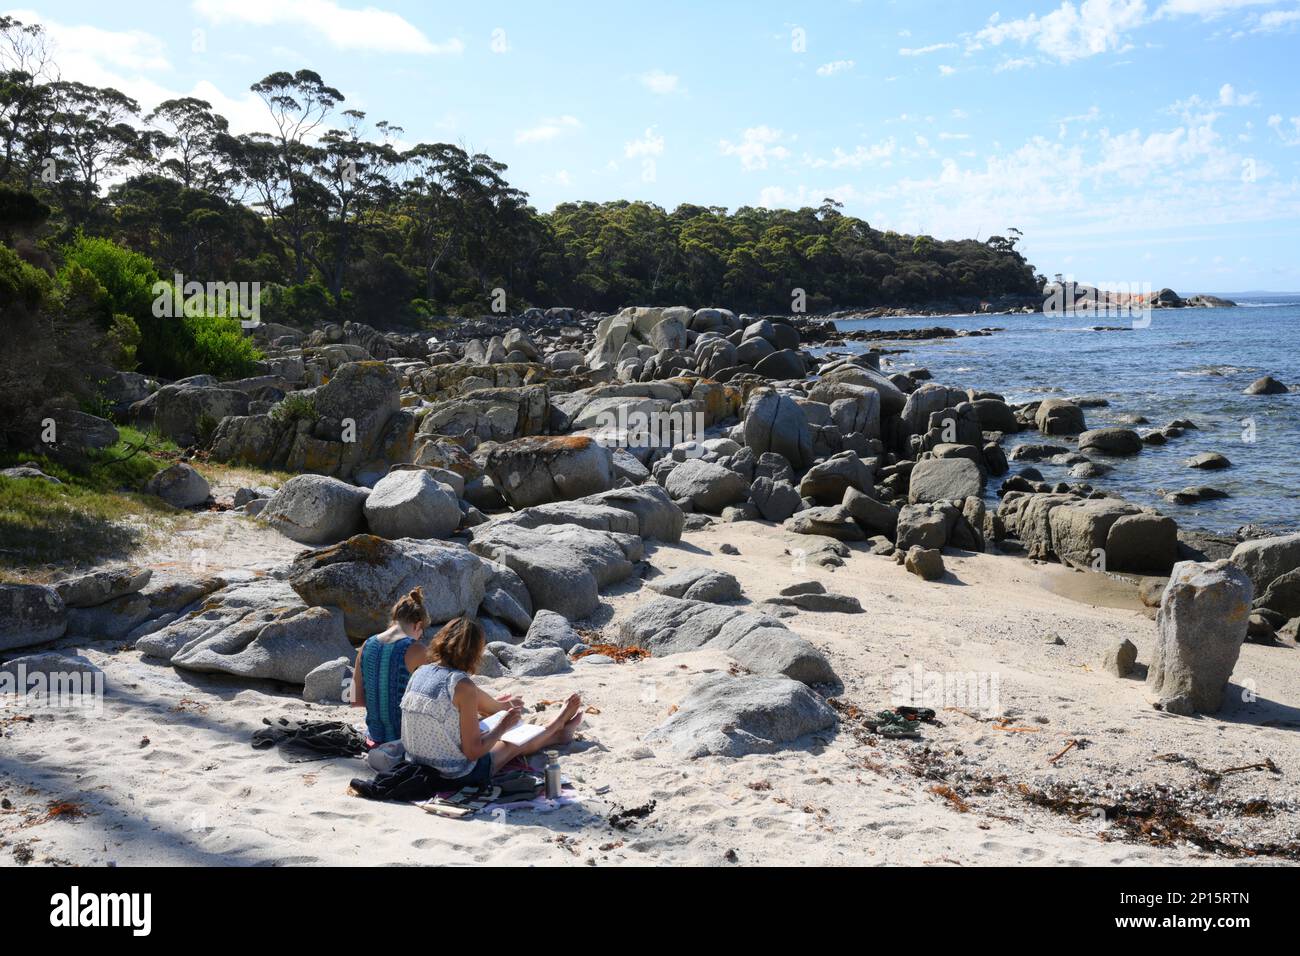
[4,516,1297,867]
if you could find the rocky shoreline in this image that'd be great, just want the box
[6,302,1298,700]
[2,303,1298,865]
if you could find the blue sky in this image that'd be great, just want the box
[14,0,1300,292]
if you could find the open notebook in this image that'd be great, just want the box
[480,710,547,746]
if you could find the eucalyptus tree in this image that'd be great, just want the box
[244,69,343,284]
[47,81,143,227]
[0,14,52,183]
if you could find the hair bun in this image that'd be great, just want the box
[390,587,429,627]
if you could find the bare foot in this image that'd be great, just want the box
[558,693,582,723]
[538,694,583,746]
[556,712,583,744]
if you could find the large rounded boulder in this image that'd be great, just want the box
[289,535,491,639]
[262,475,370,545]
[1078,427,1143,456]
[0,584,67,652]
[484,436,615,509]
[664,458,750,513]
[1035,399,1086,436]
[363,469,461,539]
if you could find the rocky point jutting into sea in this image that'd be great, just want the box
[3,300,1299,866]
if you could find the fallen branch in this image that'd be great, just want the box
[1048,738,1089,764]
[1219,758,1280,777]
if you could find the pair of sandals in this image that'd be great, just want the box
[864,706,936,739]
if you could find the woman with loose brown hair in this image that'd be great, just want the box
[400,616,582,786]
[351,588,432,767]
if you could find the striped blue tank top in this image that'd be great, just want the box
[360,635,416,745]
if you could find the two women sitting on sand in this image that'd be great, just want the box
[352,588,582,783]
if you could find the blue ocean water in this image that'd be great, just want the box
[830,296,1300,535]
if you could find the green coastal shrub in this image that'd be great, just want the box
[182,312,263,380]
[259,280,338,327]
[55,261,142,369]
[58,233,263,380]
[0,243,53,317]
[57,233,157,319]
[270,391,317,424]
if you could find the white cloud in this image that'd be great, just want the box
[719,126,792,171]
[758,183,863,209]
[624,126,664,158]
[6,9,171,85]
[514,115,581,145]
[638,69,683,94]
[6,9,279,134]
[192,0,462,54]
[1218,82,1257,106]
[1060,106,1103,122]
[1251,8,1300,30]
[816,59,855,76]
[971,0,1148,63]
[938,64,957,75]
[804,139,897,169]
[995,56,1039,71]
[1268,114,1300,146]
[858,110,1298,250]
[899,42,957,56]
[969,0,1285,66]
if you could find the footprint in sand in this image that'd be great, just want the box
[881,824,944,840]
[410,837,474,852]
[978,840,1045,861]
[141,749,196,769]
[307,809,368,822]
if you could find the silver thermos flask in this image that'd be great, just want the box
[544,751,561,799]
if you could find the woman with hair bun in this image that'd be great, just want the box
[350,587,432,771]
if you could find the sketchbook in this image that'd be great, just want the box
[480,711,547,746]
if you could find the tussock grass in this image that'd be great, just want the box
[0,427,182,576]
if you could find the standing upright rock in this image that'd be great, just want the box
[742,389,813,471]
[1146,560,1252,714]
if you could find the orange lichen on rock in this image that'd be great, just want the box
[573,643,650,663]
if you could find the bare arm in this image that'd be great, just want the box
[474,684,522,717]
[350,646,365,709]
[405,641,430,675]
[455,679,518,760]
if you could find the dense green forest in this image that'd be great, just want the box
[0,13,1043,442]
[0,15,1041,338]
